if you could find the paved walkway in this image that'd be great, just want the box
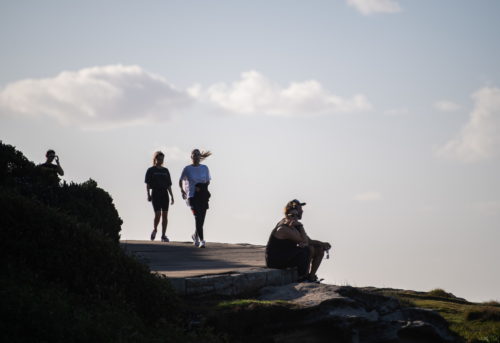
[121,240,266,278]
[120,241,297,296]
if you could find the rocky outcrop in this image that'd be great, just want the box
[208,283,460,343]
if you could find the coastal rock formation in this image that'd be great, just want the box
[209,283,460,343]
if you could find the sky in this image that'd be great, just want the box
[1,0,499,302]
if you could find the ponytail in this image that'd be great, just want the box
[192,149,212,161]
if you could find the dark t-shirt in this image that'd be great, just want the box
[38,162,59,176]
[145,166,172,190]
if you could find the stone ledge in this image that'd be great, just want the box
[167,267,298,296]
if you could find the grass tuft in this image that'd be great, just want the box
[466,307,500,322]
[428,288,457,299]
[216,299,291,310]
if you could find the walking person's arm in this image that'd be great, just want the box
[146,184,152,201]
[179,180,187,199]
[168,186,174,205]
[179,167,188,199]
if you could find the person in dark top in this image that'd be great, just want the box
[266,199,332,282]
[145,151,174,242]
[39,149,64,177]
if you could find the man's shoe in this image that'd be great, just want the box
[191,233,199,247]
[161,236,169,242]
[199,240,206,248]
[150,229,157,241]
[306,275,322,283]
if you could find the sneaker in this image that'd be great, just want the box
[150,229,157,241]
[199,240,206,248]
[306,275,323,283]
[191,233,199,247]
[161,236,169,242]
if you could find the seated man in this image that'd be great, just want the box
[265,199,331,282]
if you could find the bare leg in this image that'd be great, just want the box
[161,210,168,237]
[150,211,161,240]
[309,244,325,279]
[153,211,161,231]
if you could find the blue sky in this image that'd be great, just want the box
[1,0,499,302]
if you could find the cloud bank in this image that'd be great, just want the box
[434,100,461,112]
[437,87,500,163]
[347,0,401,15]
[0,65,192,129]
[0,66,372,129]
[354,191,382,202]
[190,70,372,116]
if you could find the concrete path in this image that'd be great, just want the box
[120,241,267,278]
[120,240,297,296]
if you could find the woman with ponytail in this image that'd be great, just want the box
[145,151,174,242]
[179,149,212,248]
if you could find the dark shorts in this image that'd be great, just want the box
[266,246,310,276]
[152,190,169,212]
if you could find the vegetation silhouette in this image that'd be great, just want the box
[0,141,223,342]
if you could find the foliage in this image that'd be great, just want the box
[466,307,500,322]
[375,288,500,343]
[0,141,224,342]
[216,299,292,309]
[0,140,122,241]
[428,288,458,299]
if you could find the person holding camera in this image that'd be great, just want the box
[39,149,64,177]
[145,151,174,242]
[265,199,331,282]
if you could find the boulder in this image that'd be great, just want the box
[209,283,460,343]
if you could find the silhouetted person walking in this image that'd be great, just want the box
[145,151,174,242]
[179,149,211,248]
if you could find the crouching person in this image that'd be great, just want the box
[265,199,331,282]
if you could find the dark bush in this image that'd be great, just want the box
[0,141,122,241]
[0,141,224,342]
[466,307,500,322]
[427,288,456,299]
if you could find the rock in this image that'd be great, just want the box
[208,283,460,343]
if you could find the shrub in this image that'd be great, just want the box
[0,141,224,342]
[428,288,456,299]
[0,141,122,241]
[466,307,500,322]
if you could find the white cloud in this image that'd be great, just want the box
[384,107,410,116]
[347,0,401,15]
[354,191,382,202]
[434,100,461,112]
[151,146,190,162]
[0,65,193,129]
[436,87,500,163]
[190,70,372,116]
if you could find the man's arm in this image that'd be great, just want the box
[295,223,310,242]
[309,239,331,250]
[295,223,331,250]
[274,225,308,244]
[55,156,64,176]
[146,184,151,201]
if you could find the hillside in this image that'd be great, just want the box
[0,141,222,342]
